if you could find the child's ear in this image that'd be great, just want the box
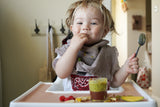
[70,25,73,32]
[103,27,109,37]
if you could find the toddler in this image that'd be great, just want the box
[52,0,139,91]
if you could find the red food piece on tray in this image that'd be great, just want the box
[69,96,75,100]
[64,97,70,101]
[59,96,65,101]
[59,95,75,102]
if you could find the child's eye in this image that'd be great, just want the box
[91,22,97,25]
[77,22,83,24]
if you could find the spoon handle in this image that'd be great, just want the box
[135,45,141,57]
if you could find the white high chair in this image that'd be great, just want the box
[49,76,64,91]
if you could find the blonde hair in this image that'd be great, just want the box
[65,0,116,33]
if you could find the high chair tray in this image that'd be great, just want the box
[10,81,157,107]
[46,83,124,94]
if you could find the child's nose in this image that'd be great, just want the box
[82,24,90,31]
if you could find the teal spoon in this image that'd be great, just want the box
[135,33,146,57]
[132,33,146,81]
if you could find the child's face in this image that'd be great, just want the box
[70,6,107,45]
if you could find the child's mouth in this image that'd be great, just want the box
[80,33,89,37]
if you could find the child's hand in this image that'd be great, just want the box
[124,53,139,74]
[70,33,88,51]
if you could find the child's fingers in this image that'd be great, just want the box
[129,61,138,66]
[80,34,88,39]
[132,68,139,74]
[125,53,139,74]
[130,65,139,70]
[79,33,88,37]
[70,34,88,50]
[131,55,139,61]
[129,54,139,66]
[126,67,136,74]
[79,33,88,41]
[127,67,139,74]
[128,61,139,74]
[129,53,136,60]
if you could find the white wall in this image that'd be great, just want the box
[112,0,128,66]
[152,0,160,98]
